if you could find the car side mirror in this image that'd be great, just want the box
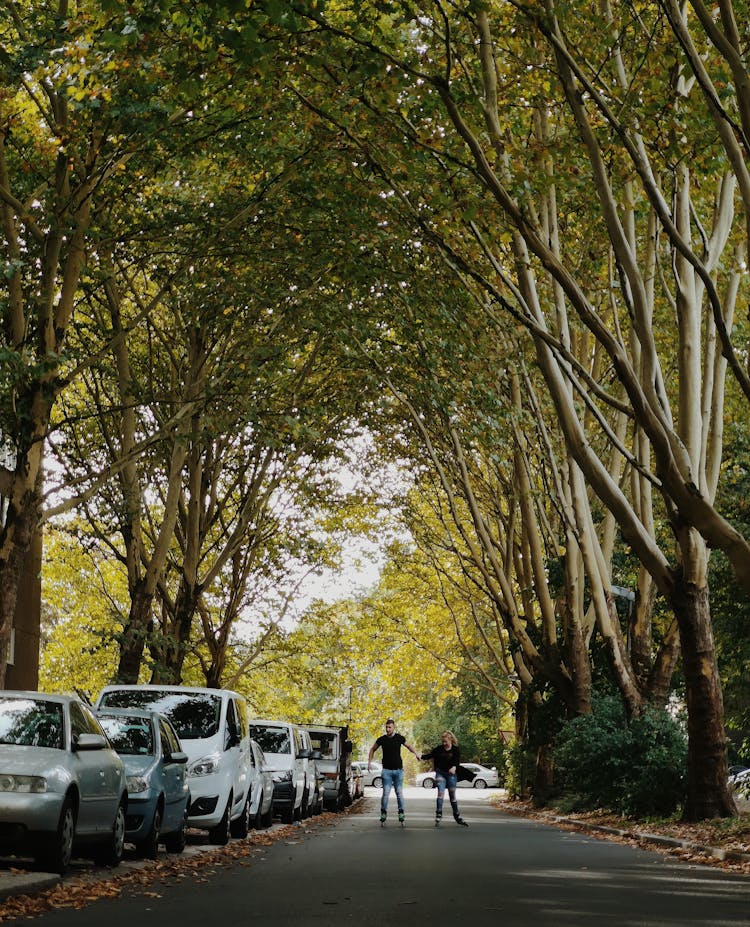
[297,748,312,759]
[168,751,189,765]
[312,750,322,760]
[75,733,106,751]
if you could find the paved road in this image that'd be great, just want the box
[5,789,749,926]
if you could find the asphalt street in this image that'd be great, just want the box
[3,788,749,926]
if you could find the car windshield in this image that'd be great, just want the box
[309,732,337,759]
[100,690,221,739]
[249,725,290,754]
[98,716,154,756]
[0,698,64,749]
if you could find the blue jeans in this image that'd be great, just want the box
[380,768,405,814]
[435,770,458,816]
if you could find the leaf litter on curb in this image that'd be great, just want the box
[497,798,750,875]
[0,806,367,922]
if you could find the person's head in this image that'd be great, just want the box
[385,719,396,735]
[441,730,458,748]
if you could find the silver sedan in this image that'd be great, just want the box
[416,762,500,789]
[0,692,127,873]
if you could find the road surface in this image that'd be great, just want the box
[4,788,749,926]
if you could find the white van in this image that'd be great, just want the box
[96,685,253,845]
[247,720,316,823]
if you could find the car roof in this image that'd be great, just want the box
[0,691,77,704]
[96,707,163,722]
[248,718,297,729]
[99,684,244,700]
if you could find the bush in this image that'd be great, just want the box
[553,696,687,816]
[504,741,536,799]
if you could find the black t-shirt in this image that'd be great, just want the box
[423,744,461,773]
[376,733,406,769]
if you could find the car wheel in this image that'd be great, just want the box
[136,804,162,859]
[252,792,264,829]
[300,787,310,819]
[164,809,187,853]
[372,776,382,788]
[473,778,487,789]
[422,777,435,789]
[230,793,251,839]
[208,795,231,845]
[261,800,273,828]
[280,805,294,824]
[37,795,76,874]
[94,800,126,867]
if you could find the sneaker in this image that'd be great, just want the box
[455,817,469,827]
[435,813,442,826]
[380,811,387,823]
[398,811,405,823]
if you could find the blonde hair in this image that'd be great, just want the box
[441,730,458,747]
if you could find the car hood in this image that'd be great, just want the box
[0,745,68,776]
[120,755,158,777]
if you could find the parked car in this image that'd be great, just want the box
[303,724,355,811]
[0,692,127,873]
[416,762,499,789]
[96,709,190,858]
[730,767,750,799]
[96,685,253,845]
[247,738,274,828]
[352,760,383,788]
[248,720,317,823]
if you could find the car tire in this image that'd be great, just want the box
[94,800,126,867]
[136,803,162,859]
[252,793,264,829]
[422,777,435,789]
[164,809,187,853]
[209,795,232,845]
[37,795,76,874]
[281,805,294,824]
[372,776,382,788]
[300,787,310,820]
[473,779,487,789]
[261,803,273,828]
[230,793,251,839]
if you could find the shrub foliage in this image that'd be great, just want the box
[553,697,687,816]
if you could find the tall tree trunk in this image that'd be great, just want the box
[670,567,735,819]
[116,581,153,684]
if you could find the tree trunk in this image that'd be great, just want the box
[533,743,555,806]
[670,571,736,819]
[115,582,153,684]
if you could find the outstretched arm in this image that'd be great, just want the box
[404,740,422,759]
[367,741,378,767]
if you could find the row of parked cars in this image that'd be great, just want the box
[0,686,363,874]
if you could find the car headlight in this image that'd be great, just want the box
[189,753,221,778]
[126,776,149,794]
[271,769,292,784]
[0,774,47,793]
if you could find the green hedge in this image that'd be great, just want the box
[553,696,687,816]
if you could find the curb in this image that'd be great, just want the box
[552,816,750,864]
[0,871,60,901]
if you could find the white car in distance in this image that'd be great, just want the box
[416,762,499,789]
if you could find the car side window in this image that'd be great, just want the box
[159,721,172,756]
[80,703,105,736]
[225,699,237,750]
[69,702,90,743]
[235,698,248,739]
[162,720,181,755]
